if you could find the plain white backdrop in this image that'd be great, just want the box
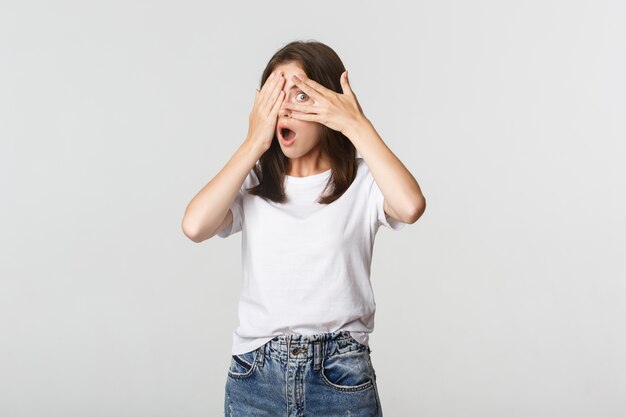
[1,1,625,416]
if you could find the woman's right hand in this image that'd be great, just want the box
[245,70,286,154]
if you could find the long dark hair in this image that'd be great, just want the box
[247,40,358,204]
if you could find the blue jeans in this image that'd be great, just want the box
[224,330,383,416]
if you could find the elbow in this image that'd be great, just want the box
[181,217,204,243]
[406,196,426,224]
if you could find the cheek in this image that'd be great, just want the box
[294,122,318,135]
[300,124,323,142]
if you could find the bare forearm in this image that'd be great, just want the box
[346,117,426,223]
[181,138,263,242]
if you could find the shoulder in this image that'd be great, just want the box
[356,157,372,181]
[356,157,367,174]
[243,165,261,191]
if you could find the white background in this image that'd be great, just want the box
[1,1,625,416]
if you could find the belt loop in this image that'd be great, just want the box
[313,341,322,372]
[287,336,291,359]
[257,343,265,367]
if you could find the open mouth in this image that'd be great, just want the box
[281,128,296,141]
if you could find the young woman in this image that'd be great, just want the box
[182,40,426,417]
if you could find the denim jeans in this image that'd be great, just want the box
[224,330,383,416]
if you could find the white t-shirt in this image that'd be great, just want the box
[218,157,407,355]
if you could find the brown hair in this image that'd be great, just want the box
[247,39,358,204]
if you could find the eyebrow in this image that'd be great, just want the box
[283,84,303,94]
[286,77,306,90]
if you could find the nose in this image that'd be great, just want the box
[279,105,291,118]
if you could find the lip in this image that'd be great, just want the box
[277,121,294,134]
[278,123,297,146]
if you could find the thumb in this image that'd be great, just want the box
[340,70,353,96]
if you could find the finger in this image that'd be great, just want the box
[260,71,276,95]
[291,75,325,102]
[281,102,312,114]
[263,73,285,110]
[261,72,284,110]
[259,70,281,104]
[288,110,317,122]
[340,70,354,96]
[270,90,285,115]
[258,71,274,105]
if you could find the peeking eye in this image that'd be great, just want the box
[296,92,308,102]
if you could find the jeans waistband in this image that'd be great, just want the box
[256,330,368,372]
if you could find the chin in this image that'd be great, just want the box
[280,148,298,157]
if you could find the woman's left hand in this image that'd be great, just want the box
[281,70,367,136]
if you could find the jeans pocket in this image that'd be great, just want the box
[366,351,377,380]
[228,348,259,380]
[320,349,375,392]
[345,333,371,352]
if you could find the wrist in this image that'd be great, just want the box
[344,115,372,142]
[238,137,265,166]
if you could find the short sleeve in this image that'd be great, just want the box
[216,186,244,238]
[216,168,257,238]
[366,167,408,231]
